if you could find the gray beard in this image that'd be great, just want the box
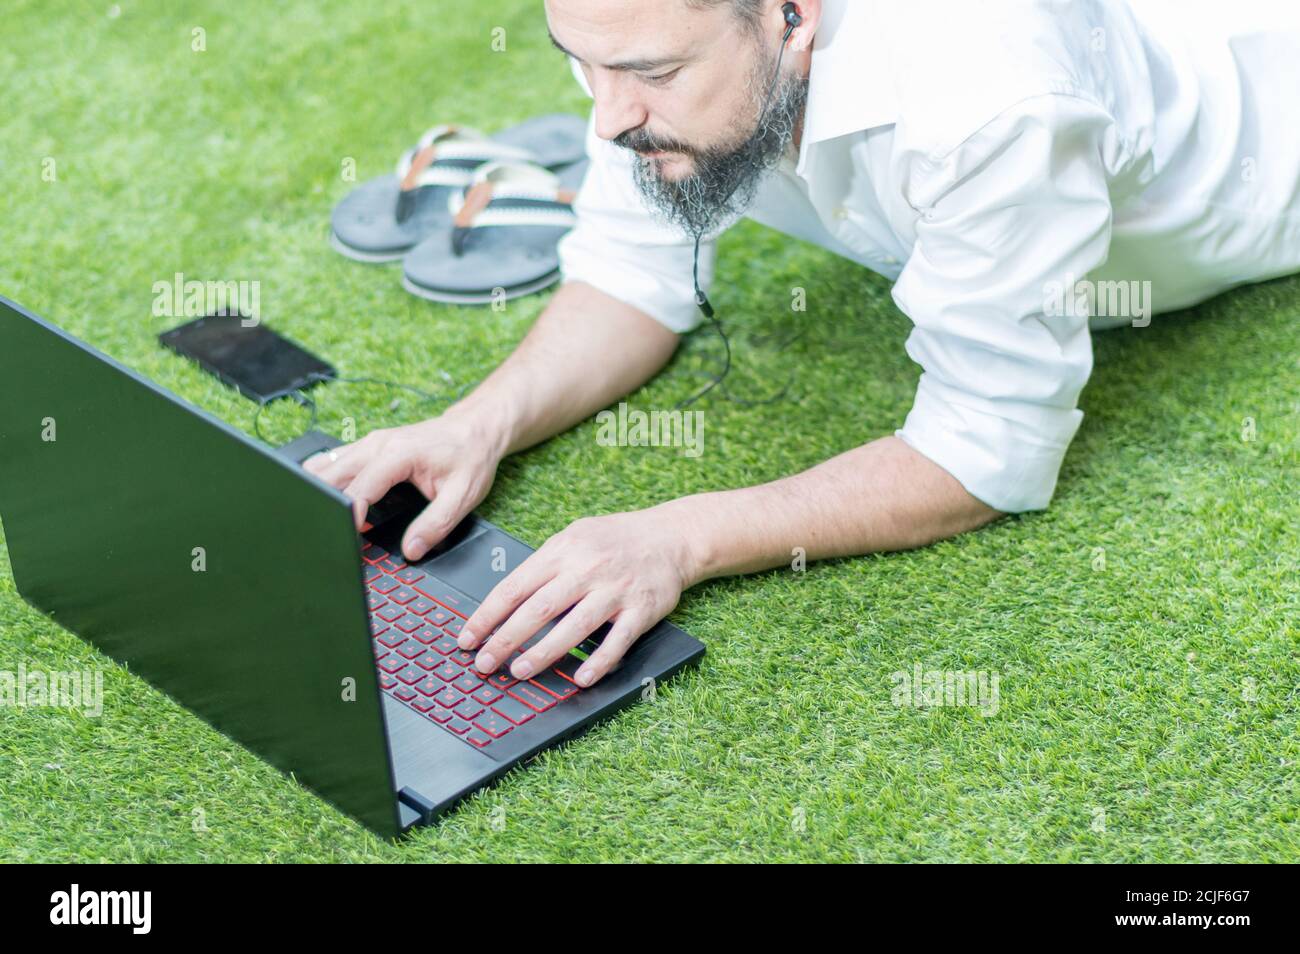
[619,49,809,240]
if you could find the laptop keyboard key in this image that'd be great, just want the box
[531,668,579,700]
[412,675,441,696]
[396,567,425,585]
[507,682,557,712]
[425,608,454,626]
[453,673,484,694]
[432,661,461,682]
[408,598,437,616]
[453,701,484,721]
[471,685,504,706]
[389,587,418,605]
[401,665,435,685]
[411,651,442,670]
[434,687,462,708]
[491,695,536,725]
[378,655,408,674]
[473,712,513,738]
[553,652,584,682]
[409,625,439,644]
[465,730,493,748]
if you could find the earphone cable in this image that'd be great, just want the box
[676,12,801,410]
[251,370,470,444]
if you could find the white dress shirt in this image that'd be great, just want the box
[557,0,1300,513]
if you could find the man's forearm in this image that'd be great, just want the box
[663,435,1003,583]
[444,281,679,458]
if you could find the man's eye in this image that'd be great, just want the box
[643,68,681,87]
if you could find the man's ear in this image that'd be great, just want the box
[784,0,823,53]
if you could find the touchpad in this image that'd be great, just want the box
[419,525,531,602]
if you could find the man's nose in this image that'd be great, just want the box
[590,72,648,142]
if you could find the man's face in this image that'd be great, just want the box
[546,0,809,237]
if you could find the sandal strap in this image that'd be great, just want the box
[393,126,539,223]
[395,126,535,191]
[448,161,578,255]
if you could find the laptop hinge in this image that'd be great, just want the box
[398,786,436,821]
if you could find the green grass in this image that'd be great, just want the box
[1,0,1297,862]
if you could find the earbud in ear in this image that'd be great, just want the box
[781,2,803,30]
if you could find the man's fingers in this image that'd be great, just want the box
[343,457,412,530]
[475,576,583,675]
[401,481,468,562]
[510,592,619,681]
[459,557,553,652]
[473,577,575,672]
[572,611,651,687]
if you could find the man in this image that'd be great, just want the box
[308,0,1300,688]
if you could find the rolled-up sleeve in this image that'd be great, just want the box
[892,94,1119,513]
[556,60,711,334]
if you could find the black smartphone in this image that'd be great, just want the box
[158,312,336,403]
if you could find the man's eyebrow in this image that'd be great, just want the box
[547,28,685,72]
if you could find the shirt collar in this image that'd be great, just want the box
[795,0,898,176]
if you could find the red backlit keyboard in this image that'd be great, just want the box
[362,541,585,750]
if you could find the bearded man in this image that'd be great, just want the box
[308,0,1300,687]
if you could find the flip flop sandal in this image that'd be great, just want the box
[400,159,589,305]
[329,113,587,263]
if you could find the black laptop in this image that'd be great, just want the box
[0,295,705,836]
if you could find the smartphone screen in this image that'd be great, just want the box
[159,313,336,403]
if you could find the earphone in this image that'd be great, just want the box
[677,2,803,409]
[782,2,804,31]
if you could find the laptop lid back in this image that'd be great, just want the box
[0,296,400,837]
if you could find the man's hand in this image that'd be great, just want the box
[455,436,999,689]
[303,410,506,561]
[457,506,698,688]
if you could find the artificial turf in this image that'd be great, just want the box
[0,0,1296,862]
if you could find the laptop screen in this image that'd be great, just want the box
[0,296,401,837]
